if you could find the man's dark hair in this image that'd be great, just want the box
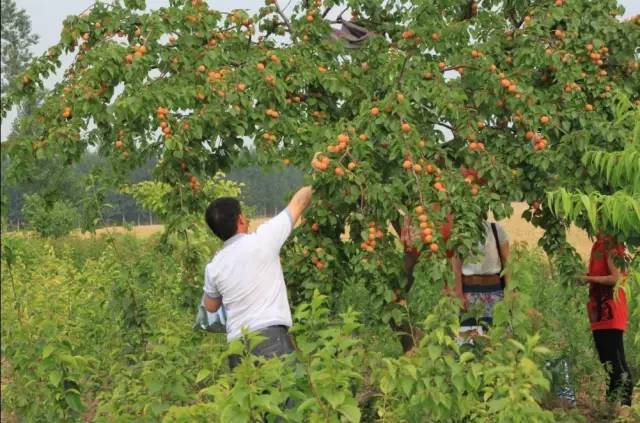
[205,197,241,241]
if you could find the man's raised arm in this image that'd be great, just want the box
[255,186,314,252]
[287,186,314,224]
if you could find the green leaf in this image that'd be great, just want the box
[580,194,598,231]
[400,377,414,396]
[404,364,417,380]
[64,392,85,412]
[195,368,211,384]
[459,352,475,363]
[323,390,345,409]
[297,398,317,413]
[338,403,361,423]
[380,376,394,395]
[561,189,572,219]
[221,404,250,423]
[508,339,525,351]
[49,370,63,386]
[42,345,54,359]
[143,373,164,394]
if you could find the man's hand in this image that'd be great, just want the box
[203,295,222,313]
[287,186,314,224]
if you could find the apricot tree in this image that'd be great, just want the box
[2,0,638,349]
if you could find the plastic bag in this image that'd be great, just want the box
[456,325,484,346]
[546,358,577,406]
[193,295,227,333]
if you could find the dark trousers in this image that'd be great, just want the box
[593,329,633,406]
[460,316,493,329]
[228,326,296,420]
[228,325,295,369]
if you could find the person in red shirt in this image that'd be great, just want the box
[582,233,633,406]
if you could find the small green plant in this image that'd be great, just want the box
[2,230,638,421]
[21,193,79,237]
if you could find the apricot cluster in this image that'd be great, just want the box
[327,133,349,154]
[311,154,330,171]
[265,108,279,118]
[186,172,201,193]
[125,43,147,63]
[156,107,172,139]
[414,206,439,252]
[586,42,609,67]
[525,131,548,151]
[309,251,325,270]
[360,222,384,252]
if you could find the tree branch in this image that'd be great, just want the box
[78,2,96,17]
[486,125,517,134]
[396,55,410,88]
[506,0,530,30]
[435,121,456,132]
[443,65,463,72]
[78,1,116,17]
[274,1,297,44]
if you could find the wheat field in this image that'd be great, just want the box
[498,202,592,260]
[99,202,592,261]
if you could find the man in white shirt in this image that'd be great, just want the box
[202,186,313,368]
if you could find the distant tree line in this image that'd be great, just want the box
[2,150,303,230]
[229,165,303,217]
[1,152,158,229]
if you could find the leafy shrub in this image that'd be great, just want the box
[21,193,79,237]
[2,234,637,422]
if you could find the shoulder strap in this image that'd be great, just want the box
[491,223,506,290]
[490,223,504,272]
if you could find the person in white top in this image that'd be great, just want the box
[202,186,313,368]
[452,220,510,328]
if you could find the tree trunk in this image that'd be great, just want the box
[389,249,424,353]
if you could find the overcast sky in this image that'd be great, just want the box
[2,0,638,140]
